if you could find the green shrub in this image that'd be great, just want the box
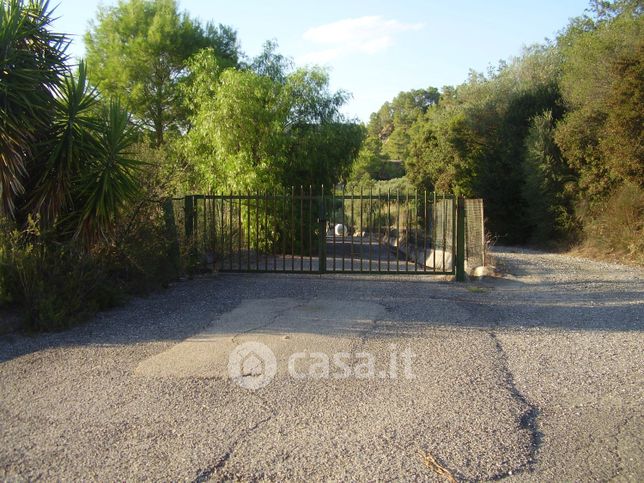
[579,182,644,264]
[346,176,416,194]
[0,202,182,331]
[108,200,182,292]
[0,220,120,330]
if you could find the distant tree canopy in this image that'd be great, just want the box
[378,88,440,161]
[364,0,642,251]
[350,87,439,182]
[85,0,240,146]
[555,1,643,198]
[406,47,564,240]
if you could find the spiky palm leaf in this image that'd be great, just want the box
[0,0,68,216]
[75,98,144,242]
[31,60,99,222]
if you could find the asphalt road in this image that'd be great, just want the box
[0,248,642,481]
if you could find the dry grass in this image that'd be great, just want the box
[466,285,488,293]
[419,450,457,482]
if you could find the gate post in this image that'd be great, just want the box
[318,191,327,274]
[184,195,195,240]
[162,198,181,276]
[456,196,466,282]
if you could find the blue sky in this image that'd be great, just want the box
[52,0,591,122]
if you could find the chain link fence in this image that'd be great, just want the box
[464,198,486,270]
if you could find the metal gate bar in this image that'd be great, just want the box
[175,189,464,276]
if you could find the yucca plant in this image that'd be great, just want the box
[0,0,68,216]
[36,65,144,244]
[1,0,143,244]
[74,97,143,243]
[31,60,100,224]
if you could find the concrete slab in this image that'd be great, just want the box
[134,298,386,379]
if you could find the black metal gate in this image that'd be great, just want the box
[175,188,466,277]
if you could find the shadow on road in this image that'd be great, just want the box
[1,248,642,364]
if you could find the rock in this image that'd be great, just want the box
[425,249,453,270]
[470,265,496,278]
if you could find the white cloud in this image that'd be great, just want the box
[298,16,423,64]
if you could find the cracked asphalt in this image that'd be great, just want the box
[0,247,642,481]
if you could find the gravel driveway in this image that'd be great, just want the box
[0,248,642,481]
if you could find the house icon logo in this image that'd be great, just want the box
[228,342,277,390]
